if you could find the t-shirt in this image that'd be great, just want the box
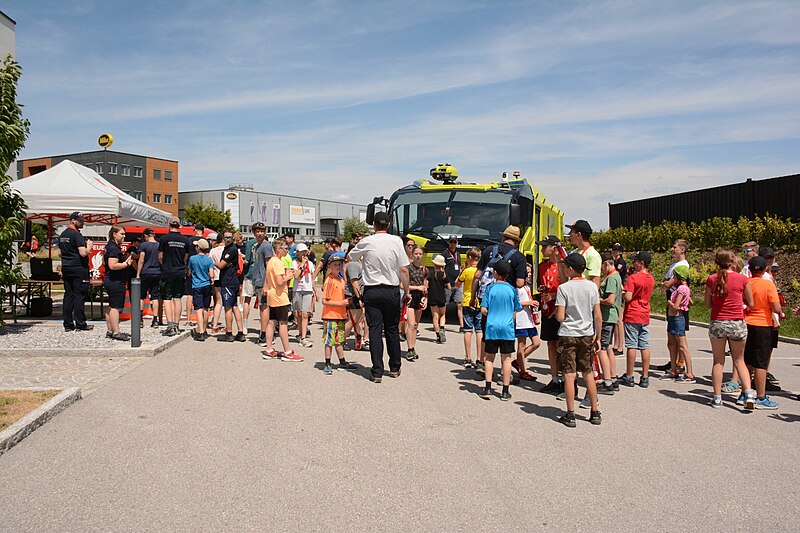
[266,256,290,307]
[706,271,749,321]
[600,272,622,324]
[320,250,333,280]
[556,278,600,337]
[209,246,223,281]
[665,259,690,302]
[481,281,521,341]
[537,260,561,318]
[282,254,295,288]
[622,270,655,325]
[103,241,128,283]
[443,248,461,284]
[408,263,428,291]
[614,256,628,284]
[348,233,409,287]
[245,240,274,287]
[428,269,448,303]
[58,226,88,276]
[186,235,201,260]
[580,244,602,280]
[322,276,347,320]
[294,257,315,292]
[188,254,214,289]
[670,284,691,313]
[477,242,527,286]
[515,286,536,329]
[138,241,161,277]
[218,244,240,288]
[158,231,188,279]
[344,261,362,298]
[746,276,779,327]
[458,266,478,308]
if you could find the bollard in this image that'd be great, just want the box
[130,278,141,348]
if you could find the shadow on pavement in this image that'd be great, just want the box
[515,401,567,423]
[768,412,800,423]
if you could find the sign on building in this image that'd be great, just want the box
[289,205,316,224]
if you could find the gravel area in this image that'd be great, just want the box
[0,322,182,350]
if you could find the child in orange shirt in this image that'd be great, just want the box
[322,252,356,375]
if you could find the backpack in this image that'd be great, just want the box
[476,245,517,299]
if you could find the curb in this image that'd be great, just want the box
[650,314,800,346]
[0,330,191,358]
[0,387,81,455]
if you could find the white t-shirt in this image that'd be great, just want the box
[665,259,689,280]
[555,278,599,337]
[515,286,536,329]
[292,258,315,292]
[209,245,224,280]
[348,232,409,287]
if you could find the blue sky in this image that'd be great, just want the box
[9,0,800,229]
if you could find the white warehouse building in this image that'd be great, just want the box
[178,185,366,241]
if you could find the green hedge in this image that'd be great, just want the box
[593,215,800,252]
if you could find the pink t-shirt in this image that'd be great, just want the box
[706,271,749,321]
[670,284,691,312]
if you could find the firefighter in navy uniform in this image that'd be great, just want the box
[59,212,94,331]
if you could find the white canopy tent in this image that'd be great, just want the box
[11,159,172,227]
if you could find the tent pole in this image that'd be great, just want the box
[48,216,52,259]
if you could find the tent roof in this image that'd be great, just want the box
[11,160,172,226]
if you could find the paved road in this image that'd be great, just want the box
[0,356,148,395]
[1,321,799,532]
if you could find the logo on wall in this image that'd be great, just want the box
[226,192,238,200]
[98,133,114,149]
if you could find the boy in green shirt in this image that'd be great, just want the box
[598,253,622,395]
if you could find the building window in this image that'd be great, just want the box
[122,189,130,195]
[153,169,161,180]
[134,166,143,178]
[96,163,104,174]
[108,162,117,175]
[164,194,172,205]
[165,170,172,181]
[121,164,130,176]
[153,193,161,203]
[132,191,143,201]
[306,228,314,236]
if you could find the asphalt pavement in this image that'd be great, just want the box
[1,320,799,532]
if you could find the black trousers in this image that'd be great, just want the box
[363,285,402,377]
[62,275,88,328]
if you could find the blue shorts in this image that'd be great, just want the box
[463,307,482,332]
[624,322,650,350]
[221,286,238,308]
[192,285,212,310]
[516,327,538,338]
[667,314,686,337]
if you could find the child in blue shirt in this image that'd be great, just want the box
[479,260,522,401]
[187,239,215,342]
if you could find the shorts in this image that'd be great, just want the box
[409,291,424,311]
[192,285,212,310]
[428,298,446,308]
[708,319,747,342]
[557,335,594,374]
[445,286,464,304]
[540,314,560,342]
[600,323,616,349]
[624,322,651,350]
[664,309,690,331]
[242,278,257,298]
[141,276,161,300]
[221,286,238,308]
[772,328,779,350]
[484,339,516,354]
[104,279,127,309]
[323,319,346,346]
[463,307,482,332]
[184,276,192,294]
[667,314,686,337]
[744,325,773,369]
[269,304,291,322]
[293,290,313,313]
[160,277,184,300]
[516,327,538,338]
[214,280,221,288]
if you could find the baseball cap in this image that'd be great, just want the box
[252,222,266,230]
[673,264,690,280]
[195,238,210,251]
[748,256,767,272]
[758,246,775,258]
[536,234,560,246]
[611,242,624,251]
[328,251,345,262]
[295,243,309,253]
[632,251,652,266]
[563,252,586,273]
[372,211,390,225]
[448,235,458,243]
[69,211,85,221]
[168,215,181,227]
[566,220,592,237]
[207,232,218,241]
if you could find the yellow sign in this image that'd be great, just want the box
[98,133,113,149]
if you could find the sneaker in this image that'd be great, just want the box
[370,375,382,383]
[559,412,577,428]
[612,347,624,356]
[463,359,475,369]
[255,335,266,346]
[556,385,579,401]
[721,380,741,393]
[338,362,357,371]
[388,370,401,378]
[150,319,160,328]
[736,393,746,406]
[261,349,281,361]
[64,325,76,332]
[710,397,723,409]
[323,364,333,376]
[579,396,593,409]
[435,331,444,344]
[343,342,352,351]
[612,380,620,392]
[597,382,615,396]
[399,332,406,342]
[300,338,313,348]
[165,327,181,337]
[281,351,304,362]
[660,372,678,381]
[755,396,779,410]
[675,374,696,384]
[743,391,756,410]
[639,376,650,388]
[234,332,246,342]
[766,372,780,385]
[109,332,130,341]
[479,386,492,399]
[105,331,113,339]
[589,410,602,425]
[500,390,512,401]
[217,333,234,342]
[193,333,206,342]
[75,324,94,331]
[407,348,418,361]
[619,375,636,387]
[676,365,686,375]
[540,380,563,394]
[765,380,782,392]
[439,330,446,343]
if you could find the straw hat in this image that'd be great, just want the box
[500,225,521,242]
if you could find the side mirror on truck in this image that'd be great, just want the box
[509,203,522,226]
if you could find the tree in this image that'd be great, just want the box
[0,55,31,327]
[182,199,233,233]
[342,216,370,241]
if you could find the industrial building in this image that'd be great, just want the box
[179,185,365,240]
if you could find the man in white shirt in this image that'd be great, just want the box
[348,211,411,382]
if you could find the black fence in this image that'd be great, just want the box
[608,174,800,228]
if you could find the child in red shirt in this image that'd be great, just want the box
[620,251,655,388]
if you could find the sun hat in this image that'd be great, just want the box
[432,255,446,267]
[500,225,521,242]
